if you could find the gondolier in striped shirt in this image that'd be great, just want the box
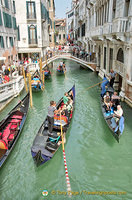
[47,101,60,135]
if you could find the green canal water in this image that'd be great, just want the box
[0,60,132,200]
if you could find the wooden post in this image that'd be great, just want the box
[60,112,64,151]
[40,57,42,79]
[42,70,45,90]
[28,72,33,107]
[22,66,28,93]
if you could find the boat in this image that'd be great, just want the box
[0,93,30,168]
[31,70,42,92]
[43,66,51,79]
[100,86,124,143]
[31,85,75,167]
[56,65,66,75]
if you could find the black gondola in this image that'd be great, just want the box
[100,86,124,143]
[0,93,30,168]
[31,85,75,167]
[31,70,42,92]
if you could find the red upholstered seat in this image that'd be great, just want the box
[0,132,2,137]
[11,115,22,119]
[8,134,15,140]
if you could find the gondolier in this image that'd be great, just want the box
[47,101,60,134]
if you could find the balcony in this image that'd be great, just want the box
[27,13,36,21]
[29,39,38,47]
[114,60,125,77]
[90,26,103,37]
[112,18,129,33]
[103,23,112,35]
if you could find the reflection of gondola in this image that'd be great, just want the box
[0,93,29,168]
[31,70,42,92]
[100,86,124,143]
[31,85,75,167]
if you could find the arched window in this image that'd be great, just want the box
[117,48,124,63]
[28,25,37,44]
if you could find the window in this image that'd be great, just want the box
[9,37,13,47]
[0,36,4,48]
[63,34,65,39]
[26,1,36,19]
[78,27,80,37]
[81,23,85,37]
[6,36,8,47]
[4,0,9,9]
[68,12,74,18]
[41,3,49,21]
[109,48,113,71]
[3,12,12,28]
[0,10,2,25]
[28,25,37,44]
[13,0,16,14]
[59,34,61,40]
[104,47,106,70]
[117,48,124,63]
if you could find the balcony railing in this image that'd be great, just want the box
[29,39,38,47]
[114,60,125,76]
[103,23,112,35]
[27,13,36,20]
[112,18,128,33]
[90,26,103,37]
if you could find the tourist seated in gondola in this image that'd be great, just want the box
[63,92,71,105]
[103,92,111,112]
[111,92,120,109]
[111,105,124,134]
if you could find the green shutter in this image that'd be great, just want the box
[13,17,17,29]
[28,26,30,43]
[34,2,36,18]
[35,25,37,44]
[4,0,9,9]
[26,2,29,18]
[17,25,20,41]
[0,10,2,26]
[0,36,5,48]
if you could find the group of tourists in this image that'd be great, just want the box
[47,91,73,135]
[101,70,124,135]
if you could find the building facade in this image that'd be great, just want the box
[0,0,18,64]
[66,0,132,106]
[55,19,66,45]
[49,0,55,48]
[15,0,50,61]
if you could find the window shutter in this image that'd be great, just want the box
[0,10,2,26]
[28,26,30,43]
[34,2,36,18]
[35,25,37,43]
[17,25,20,41]
[26,2,29,18]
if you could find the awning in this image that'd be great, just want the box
[0,57,6,61]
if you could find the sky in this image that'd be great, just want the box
[55,0,71,19]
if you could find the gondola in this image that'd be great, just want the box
[0,93,29,168]
[100,86,124,143]
[31,70,42,92]
[31,85,75,167]
[56,66,65,75]
[43,67,51,79]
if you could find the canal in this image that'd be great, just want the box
[0,60,132,200]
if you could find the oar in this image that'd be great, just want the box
[60,112,72,196]
[78,80,107,95]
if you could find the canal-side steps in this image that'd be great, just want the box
[0,76,24,112]
[42,54,97,72]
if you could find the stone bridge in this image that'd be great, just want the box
[42,53,97,72]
